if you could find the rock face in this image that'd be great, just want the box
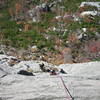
[0,61,100,100]
[0,67,6,78]
[0,64,15,78]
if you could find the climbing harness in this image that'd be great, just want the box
[59,76,74,100]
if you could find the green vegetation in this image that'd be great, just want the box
[0,0,100,53]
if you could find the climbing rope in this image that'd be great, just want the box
[59,75,74,100]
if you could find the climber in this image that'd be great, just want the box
[50,70,57,75]
[17,64,35,76]
[39,63,46,72]
[60,69,67,74]
[17,70,35,76]
[26,64,34,73]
